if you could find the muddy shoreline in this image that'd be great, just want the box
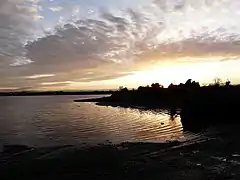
[1,128,240,180]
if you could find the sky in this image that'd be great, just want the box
[1,0,240,91]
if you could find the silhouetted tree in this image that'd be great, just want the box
[185,79,192,85]
[225,80,231,87]
[119,86,124,91]
[151,83,163,89]
[182,79,200,89]
[168,83,173,89]
[213,78,222,87]
[121,87,129,92]
[168,83,177,89]
[137,86,144,91]
[192,81,200,88]
[118,86,129,92]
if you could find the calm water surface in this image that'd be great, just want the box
[0,95,197,147]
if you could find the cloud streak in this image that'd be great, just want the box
[22,74,55,79]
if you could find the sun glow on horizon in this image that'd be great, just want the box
[24,59,240,91]
[34,59,240,91]
[111,60,240,88]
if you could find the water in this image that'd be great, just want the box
[0,95,196,147]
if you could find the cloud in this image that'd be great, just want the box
[0,0,42,67]
[25,1,240,71]
[49,6,63,12]
[40,81,72,86]
[22,74,55,79]
[2,0,240,90]
[23,8,162,77]
[37,81,75,91]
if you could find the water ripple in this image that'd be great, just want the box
[0,95,202,147]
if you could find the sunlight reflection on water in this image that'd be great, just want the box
[0,95,197,147]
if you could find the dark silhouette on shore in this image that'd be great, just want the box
[75,79,240,132]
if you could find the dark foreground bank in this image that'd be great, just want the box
[1,125,240,180]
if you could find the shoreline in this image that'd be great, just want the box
[1,130,240,179]
[74,86,240,132]
[74,97,176,110]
